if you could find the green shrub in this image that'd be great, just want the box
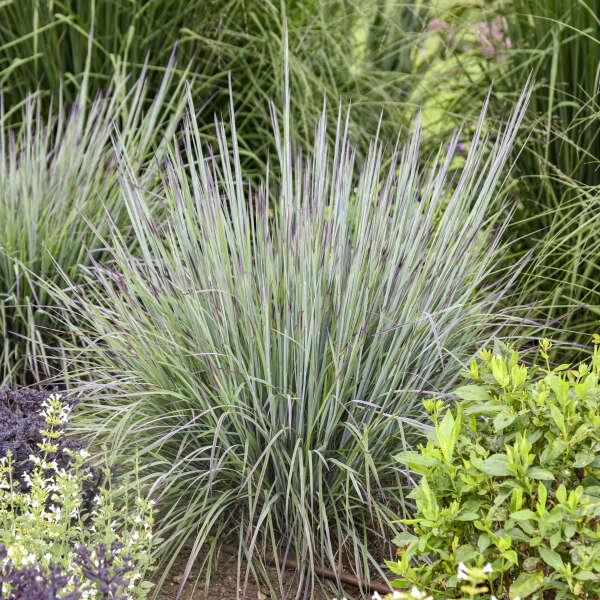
[0,393,155,599]
[0,67,184,384]
[375,565,492,599]
[391,338,600,599]
[51,69,530,596]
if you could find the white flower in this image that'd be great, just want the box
[483,562,493,573]
[456,561,468,580]
[371,593,382,600]
[410,587,422,598]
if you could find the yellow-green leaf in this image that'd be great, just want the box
[509,570,544,599]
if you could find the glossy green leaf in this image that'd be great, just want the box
[510,509,537,520]
[573,451,595,468]
[556,484,567,504]
[549,404,566,435]
[454,385,492,402]
[493,412,516,432]
[527,467,555,480]
[480,454,511,476]
[394,452,439,470]
[392,532,417,546]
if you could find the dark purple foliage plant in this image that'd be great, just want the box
[0,386,81,489]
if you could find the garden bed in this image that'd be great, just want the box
[155,545,330,600]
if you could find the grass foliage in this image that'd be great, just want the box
[0,66,185,384]
[52,67,530,595]
[0,0,434,175]
[505,0,600,345]
[432,0,600,350]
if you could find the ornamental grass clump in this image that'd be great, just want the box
[54,74,530,597]
[392,338,600,599]
[0,64,185,385]
[0,393,155,600]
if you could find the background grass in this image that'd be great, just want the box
[0,0,435,175]
[503,0,600,349]
[422,0,600,354]
[0,66,186,384]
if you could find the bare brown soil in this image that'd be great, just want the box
[154,545,332,600]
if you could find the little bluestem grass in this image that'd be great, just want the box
[52,68,531,598]
[0,62,185,384]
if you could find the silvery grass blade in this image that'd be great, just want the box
[0,58,187,385]
[52,77,531,598]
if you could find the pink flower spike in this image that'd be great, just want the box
[428,18,449,32]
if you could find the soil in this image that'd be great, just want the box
[154,545,345,600]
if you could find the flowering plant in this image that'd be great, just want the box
[426,15,511,61]
[0,386,84,490]
[390,339,600,599]
[0,393,155,599]
[333,564,495,600]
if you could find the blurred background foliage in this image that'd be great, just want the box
[0,0,435,174]
[427,0,600,353]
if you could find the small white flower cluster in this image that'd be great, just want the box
[373,587,433,600]
[332,563,503,600]
[333,588,431,600]
[0,394,155,600]
[456,561,492,580]
[40,393,72,424]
